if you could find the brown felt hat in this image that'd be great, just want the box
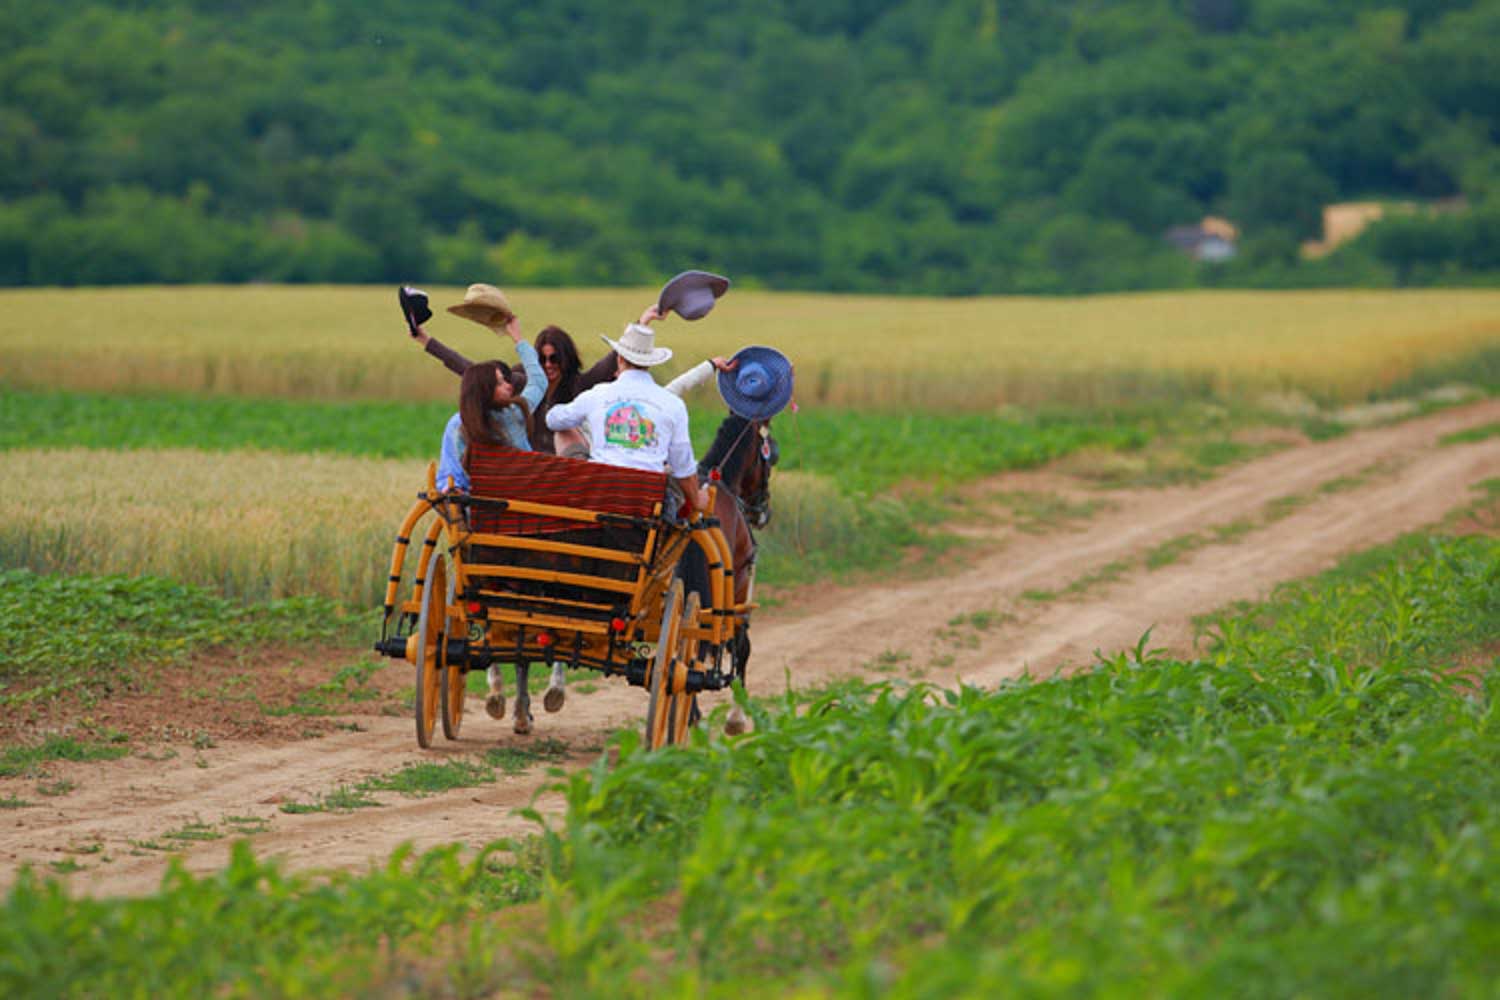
[447,283,516,328]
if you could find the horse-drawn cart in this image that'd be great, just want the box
[374,443,755,750]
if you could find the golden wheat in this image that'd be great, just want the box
[1,286,1496,408]
[0,447,856,604]
[0,447,429,605]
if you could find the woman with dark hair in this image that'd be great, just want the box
[408,295,612,455]
[530,325,617,453]
[433,317,545,492]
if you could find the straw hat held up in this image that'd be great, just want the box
[447,283,516,328]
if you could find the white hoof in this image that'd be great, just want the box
[724,706,748,737]
[485,692,505,720]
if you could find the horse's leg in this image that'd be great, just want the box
[724,626,751,736]
[485,663,506,720]
[513,663,533,735]
[543,662,566,712]
[707,492,758,738]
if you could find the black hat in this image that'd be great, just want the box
[398,285,432,336]
[657,270,730,321]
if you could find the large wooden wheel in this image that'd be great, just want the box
[413,549,447,748]
[663,592,702,747]
[439,567,465,741]
[645,579,684,750]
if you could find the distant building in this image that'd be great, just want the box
[1164,216,1239,262]
[1301,198,1468,258]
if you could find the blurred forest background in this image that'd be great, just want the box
[2,0,1498,294]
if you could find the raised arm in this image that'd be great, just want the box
[665,356,736,398]
[421,333,473,376]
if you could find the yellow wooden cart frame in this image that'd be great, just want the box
[375,444,753,750]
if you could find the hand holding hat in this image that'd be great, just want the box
[398,285,432,337]
[657,270,730,321]
[717,346,794,421]
[447,283,516,329]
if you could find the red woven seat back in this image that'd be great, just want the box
[466,443,669,535]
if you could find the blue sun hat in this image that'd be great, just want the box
[718,346,794,421]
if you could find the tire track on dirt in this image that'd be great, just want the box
[4,399,1495,897]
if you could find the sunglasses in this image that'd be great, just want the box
[539,352,560,365]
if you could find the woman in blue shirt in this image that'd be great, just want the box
[435,316,545,492]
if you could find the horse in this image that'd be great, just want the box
[684,412,778,735]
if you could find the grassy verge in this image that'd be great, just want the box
[4,527,1496,996]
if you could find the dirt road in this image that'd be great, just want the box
[4,399,1496,897]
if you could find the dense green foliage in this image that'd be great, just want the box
[3,1,1498,292]
[5,529,1495,996]
[0,568,357,707]
[1,843,526,997]
[548,531,1500,994]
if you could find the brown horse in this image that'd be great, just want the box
[688,413,778,733]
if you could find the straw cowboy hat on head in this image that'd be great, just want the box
[447,283,516,328]
[657,270,730,321]
[718,346,794,421]
[600,323,673,367]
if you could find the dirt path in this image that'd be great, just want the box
[3,400,1496,897]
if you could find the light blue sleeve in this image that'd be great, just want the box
[516,341,546,409]
[435,412,469,492]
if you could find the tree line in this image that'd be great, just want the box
[1,0,1497,293]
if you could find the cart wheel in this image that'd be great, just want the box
[645,578,684,750]
[439,569,464,741]
[664,592,701,746]
[414,549,447,749]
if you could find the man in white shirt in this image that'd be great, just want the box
[545,310,710,514]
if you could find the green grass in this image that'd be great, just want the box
[162,821,222,844]
[362,759,496,797]
[0,388,453,459]
[279,785,381,815]
[263,659,388,717]
[0,568,361,708]
[1441,421,1500,445]
[0,387,1150,496]
[2,529,1496,996]
[279,740,575,815]
[0,735,130,778]
[483,738,572,775]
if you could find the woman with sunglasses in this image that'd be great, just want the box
[411,319,616,454]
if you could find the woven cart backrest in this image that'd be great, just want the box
[466,443,669,535]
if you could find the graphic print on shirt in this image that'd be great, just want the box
[602,401,658,449]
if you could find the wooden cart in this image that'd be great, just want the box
[374,443,752,750]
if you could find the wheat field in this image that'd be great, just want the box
[0,448,428,604]
[2,286,1497,408]
[0,446,854,604]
